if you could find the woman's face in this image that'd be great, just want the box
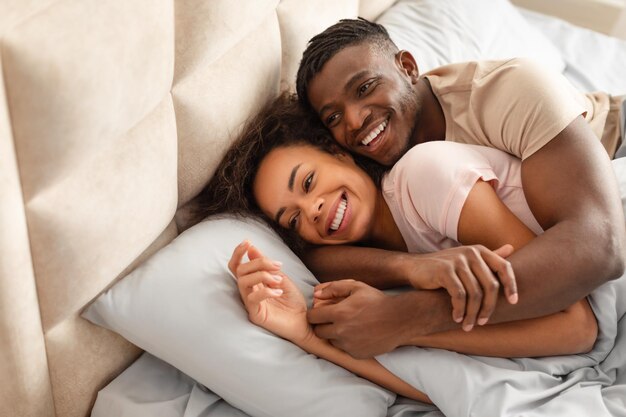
[253,144,379,245]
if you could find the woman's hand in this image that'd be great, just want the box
[229,241,312,345]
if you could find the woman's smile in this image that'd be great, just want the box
[327,192,351,236]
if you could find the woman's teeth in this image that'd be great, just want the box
[361,119,388,146]
[330,197,347,231]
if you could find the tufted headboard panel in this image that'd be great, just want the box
[0,1,395,416]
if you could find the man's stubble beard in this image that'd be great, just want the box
[395,76,422,162]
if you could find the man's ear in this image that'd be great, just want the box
[396,50,420,84]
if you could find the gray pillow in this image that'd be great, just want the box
[83,216,395,417]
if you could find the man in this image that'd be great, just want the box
[296,18,626,358]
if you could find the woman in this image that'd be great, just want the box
[195,93,598,403]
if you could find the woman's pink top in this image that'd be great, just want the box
[382,141,543,253]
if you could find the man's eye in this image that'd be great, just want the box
[358,81,373,96]
[304,173,314,192]
[326,113,339,126]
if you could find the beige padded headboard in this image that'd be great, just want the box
[0,0,395,416]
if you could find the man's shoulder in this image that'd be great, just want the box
[425,58,549,93]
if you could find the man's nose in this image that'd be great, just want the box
[344,103,368,132]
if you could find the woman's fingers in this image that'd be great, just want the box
[236,256,282,277]
[230,241,283,283]
[248,285,283,305]
[228,240,251,276]
[238,271,283,295]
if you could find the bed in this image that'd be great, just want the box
[1,1,625,416]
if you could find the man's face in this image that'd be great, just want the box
[307,43,421,166]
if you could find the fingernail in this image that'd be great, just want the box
[271,288,283,295]
[272,261,283,268]
[478,318,488,326]
[463,324,474,332]
[509,293,519,304]
[314,290,322,297]
[271,274,282,282]
[454,315,463,323]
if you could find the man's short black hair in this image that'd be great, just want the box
[295,18,398,110]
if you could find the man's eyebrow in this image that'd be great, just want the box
[318,70,370,117]
[345,70,370,94]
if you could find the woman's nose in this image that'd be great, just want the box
[306,198,324,223]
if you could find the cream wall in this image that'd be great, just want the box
[512,0,626,39]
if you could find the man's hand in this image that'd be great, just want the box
[307,280,405,358]
[404,244,518,331]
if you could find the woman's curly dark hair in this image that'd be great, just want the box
[192,92,386,255]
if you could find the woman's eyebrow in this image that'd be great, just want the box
[275,207,285,224]
[275,163,303,224]
[288,163,302,191]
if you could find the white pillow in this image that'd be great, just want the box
[376,0,566,74]
[82,216,395,417]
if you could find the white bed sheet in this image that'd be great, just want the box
[91,8,626,417]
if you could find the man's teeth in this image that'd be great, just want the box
[330,197,347,231]
[361,119,388,146]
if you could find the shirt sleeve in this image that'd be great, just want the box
[472,58,588,160]
[393,142,498,241]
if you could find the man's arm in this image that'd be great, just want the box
[490,116,625,322]
[308,120,625,357]
[304,243,517,329]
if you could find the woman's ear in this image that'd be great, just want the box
[396,50,420,84]
[334,148,355,164]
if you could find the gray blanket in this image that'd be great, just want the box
[378,274,626,417]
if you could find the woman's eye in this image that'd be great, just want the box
[304,173,314,192]
[288,213,299,230]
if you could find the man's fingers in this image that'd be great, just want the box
[457,267,482,332]
[469,260,500,326]
[307,302,342,325]
[483,246,518,304]
[313,296,346,308]
[441,274,466,323]
[313,280,358,300]
[311,323,338,341]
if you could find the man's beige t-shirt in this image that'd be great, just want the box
[424,58,618,159]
